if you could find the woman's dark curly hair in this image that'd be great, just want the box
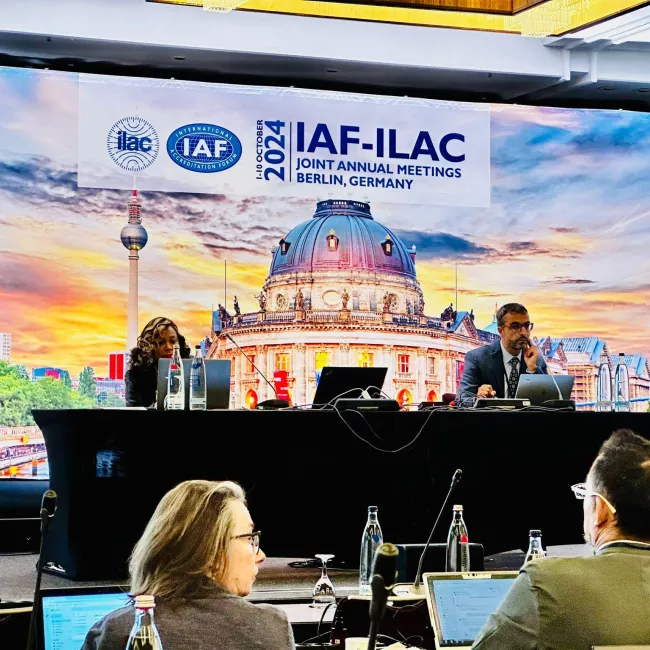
[129,317,190,368]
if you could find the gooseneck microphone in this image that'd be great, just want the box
[27,489,57,650]
[410,469,463,594]
[368,543,399,650]
[225,333,290,409]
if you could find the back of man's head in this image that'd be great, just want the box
[591,429,650,539]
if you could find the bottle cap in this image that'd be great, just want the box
[368,505,378,512]
[453,505,463,511]
[134,595,155,609]
[529,529,542,536]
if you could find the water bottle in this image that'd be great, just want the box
[523,529,546,566]
[166,344,185,410]
[126,595,163,650]
[190,345,207,411]
[596,355,612,412]
[359,506,383,595]
[446,505,470,572]
[614,353,631,412]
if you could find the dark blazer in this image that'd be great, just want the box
[82,578,295,650]
[473,543,650,650]
[125,364,158,408]
[457,339,547,406]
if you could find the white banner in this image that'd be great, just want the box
[78,76,491,207]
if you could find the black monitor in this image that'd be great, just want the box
[312,366,388,408]
[156,359,231,410]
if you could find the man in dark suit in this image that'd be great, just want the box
[473,429,650,649]
[457,303,547,405]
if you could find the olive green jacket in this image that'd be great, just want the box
[472,543,650,650]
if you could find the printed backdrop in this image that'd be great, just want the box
[1,65,650,378]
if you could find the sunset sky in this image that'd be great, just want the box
[1,67,650,375]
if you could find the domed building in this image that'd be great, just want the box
[208,199,498,409]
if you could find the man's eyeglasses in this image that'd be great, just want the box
[570,483,617,514]
[504,322,534,332]
[232,531,261,554]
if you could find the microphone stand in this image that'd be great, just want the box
[27,490,57,650]
[225,333,289,409]
[367,574,387,650]
[410,470,462,595]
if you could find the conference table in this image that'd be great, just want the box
[32,408,650,580]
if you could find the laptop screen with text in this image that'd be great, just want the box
[428,574,516,646]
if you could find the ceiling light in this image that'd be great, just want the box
[172,56,186,61]
[326,69,338,73]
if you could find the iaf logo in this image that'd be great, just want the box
[106,117,160,171]
[166,123,242,173]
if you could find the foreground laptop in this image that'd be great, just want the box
[41,586,131,650]
[424,571,518,649]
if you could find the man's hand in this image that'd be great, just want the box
[523,342,540,372]
[477,384,496,398]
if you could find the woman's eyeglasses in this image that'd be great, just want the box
[232,531,261,554]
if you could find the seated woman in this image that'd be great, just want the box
[82,480,294,650]
[125,317,190,407]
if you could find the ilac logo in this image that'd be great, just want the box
[166,123,242,173]
[107,117,160,171]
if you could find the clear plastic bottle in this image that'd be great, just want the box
[524,529,546,566]
[446,505,470,572]
[614,353,631,412]
[190,345,207,411]
[166,344,185,411]
[596,355,612,412]
[126,595,163,650]
[359,506,383,596]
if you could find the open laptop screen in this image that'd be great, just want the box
[427,573,516,646]
[42,591,131,650]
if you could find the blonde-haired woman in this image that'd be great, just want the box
[82,480,295,650]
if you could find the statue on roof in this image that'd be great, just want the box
[470,308,475,322]
[415,295,425,316]
[441,303,455,321]
[255,291,267,312]
[233,295,241,316]
[341,288,350,310]
[295,288,305,311]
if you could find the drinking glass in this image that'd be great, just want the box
[312,554,336,605]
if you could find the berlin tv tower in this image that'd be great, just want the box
[120,188,148,350]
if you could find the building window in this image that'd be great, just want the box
[427,357,436,376]
[398,354,410,374]
[381,235,393,256]
[315,351,331,371]
[275,353,291,372]
[247,354,256,374]
[326,229,339,252]
[279,237,290,255]
[358,352,374,368]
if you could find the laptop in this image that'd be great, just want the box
[312,366,388,408]
[41,586,132,650]
[516,374,575,406]
[424,571,518,649]
[156,359,231,410]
